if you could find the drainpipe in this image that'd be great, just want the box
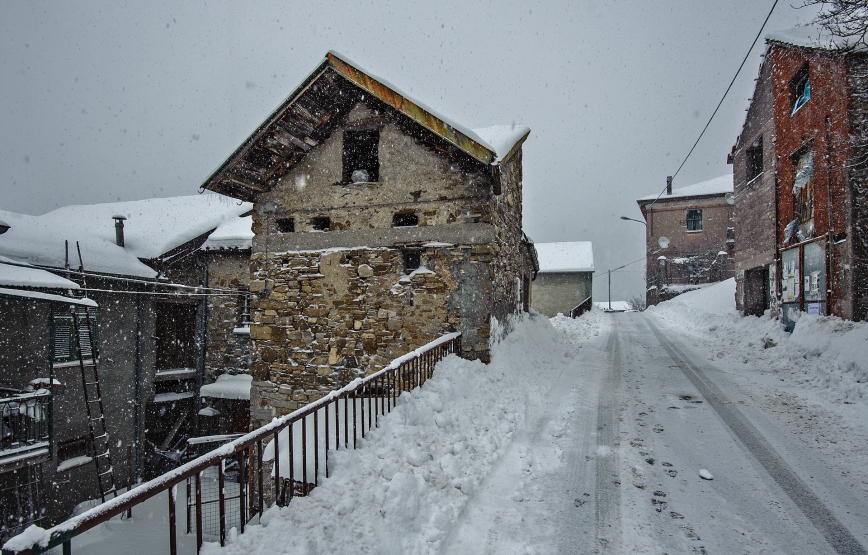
[134,291,143,483]
[195,256,208,436]
[825,116,835,312]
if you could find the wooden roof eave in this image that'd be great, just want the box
[325,53,496,166]
[200,60,332,200]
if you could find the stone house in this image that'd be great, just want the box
[730,27,868,326]
[0,195,252,539]
[531,241,594,317]
[636,175,735,307]
[201,51,536,428]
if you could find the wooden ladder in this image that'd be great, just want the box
[72,306,118,503]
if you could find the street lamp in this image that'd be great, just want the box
[620,216,646,226]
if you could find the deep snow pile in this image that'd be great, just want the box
[202,312,579,555]
[647,278,868,405]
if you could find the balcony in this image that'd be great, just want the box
[0,390,52,472]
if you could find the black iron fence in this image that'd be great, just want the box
[2,333,460,555]
[0,391,52,468]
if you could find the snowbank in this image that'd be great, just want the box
[200,374,253,400]
[201,312,579,555]
[647,278,868,405]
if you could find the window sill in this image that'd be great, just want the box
[685,229,703,233]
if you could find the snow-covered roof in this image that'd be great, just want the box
[535,242,594,273]
[0,256,79,289]
[767,25,866,52]
[638,174,732,202]
[203,51,529,201]
[471,125,531,164]
[0,287,97,307]
[0,194,251,279]
[201,214,253,251]
[0,209,157,278]
[200,373,253,400]
[40,194,252,260]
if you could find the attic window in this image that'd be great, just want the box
[311,217,330,232]
[392,213,418,227]
[343,129,379,183]
[276,218,294,233]
[790,66,810,117]
[403,250,420,274]
[746,138,763,186]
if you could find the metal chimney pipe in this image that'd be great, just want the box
[666,176,673,195]
[113,215,127,247]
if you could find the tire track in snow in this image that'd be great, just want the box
[644,315,867,555]
[594,319,622,552]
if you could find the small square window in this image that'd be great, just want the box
[392,213,418,227]
[276,218,294,233]
[311,217,330,232]
[403,250,420,274]
[686,209,702,231]
[343,129,379,183]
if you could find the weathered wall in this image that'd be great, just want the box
[489,150,527,322]
[247,245,491,427]
[204,251,251,381]
[0,280,157,528]
[531,271,592,317]
[772,45,852,318]
[733,55,778,314]
[847,54,868,321]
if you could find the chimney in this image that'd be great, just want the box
[112,215,127,247]
[666,176,673,195]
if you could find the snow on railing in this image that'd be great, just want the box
[2,333,461,555]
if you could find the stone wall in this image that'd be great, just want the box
[204,251,251,381]
[489,150,528,323]
[247,244,491,427]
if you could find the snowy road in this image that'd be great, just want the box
[51,296,868,555]
[443,311,868,555]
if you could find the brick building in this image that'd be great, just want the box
[730,27,868,326]
[636,175,734,307]
[201,51,536,427]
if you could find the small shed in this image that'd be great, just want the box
[531,242,594,317]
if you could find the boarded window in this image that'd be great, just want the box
[746,138,763,185]
[343,129,379,183]
[686,209,702,232]
[793,149,814,224]
[392,213,418,227]
[276,218,294,233]
[311,217,330,231]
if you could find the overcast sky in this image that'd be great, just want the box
[0,1,818,301]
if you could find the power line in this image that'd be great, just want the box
[648,0,780,209]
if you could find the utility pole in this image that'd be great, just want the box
[608,269,612,311]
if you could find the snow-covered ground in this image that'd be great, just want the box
[17,279,868,553]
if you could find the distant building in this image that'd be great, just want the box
[730,26,868,326]
[636,176,734,307]
[531,242,594,317]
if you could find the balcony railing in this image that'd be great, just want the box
[0,391,51,470]
[2,332,461,555]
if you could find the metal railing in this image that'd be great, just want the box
[0,391,52,468]
[2,333,461,555]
